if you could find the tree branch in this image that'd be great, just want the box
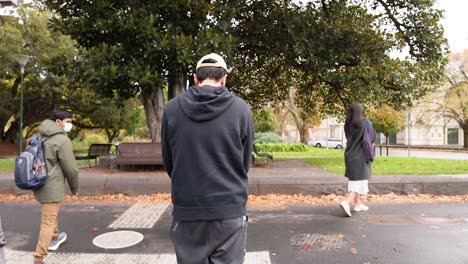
[459,66,468,80]
[375,0,416,58]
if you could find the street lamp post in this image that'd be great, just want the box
[17,54,31,154]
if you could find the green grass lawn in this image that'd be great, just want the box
[305,156,468,175]
[0,158,15,172]
[0,158,92,172]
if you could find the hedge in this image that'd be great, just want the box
[254,132,284,143]
[255,143,307,152]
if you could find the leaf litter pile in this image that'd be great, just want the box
[2,193,468,208]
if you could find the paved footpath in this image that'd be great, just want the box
[1,160,468,196]
[1,200,468,264]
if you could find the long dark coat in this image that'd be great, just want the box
[344,119,376,181]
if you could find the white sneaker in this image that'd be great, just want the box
[354,203,369,212]
[48,232,67,251]
[339,201,352,217]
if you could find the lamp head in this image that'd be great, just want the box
[17,54,31,67]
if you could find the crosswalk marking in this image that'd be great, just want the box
[5,249,272,264]
[109,201,170,229]
[5,201,274,264]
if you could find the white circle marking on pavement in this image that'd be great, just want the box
[92,231,144,249]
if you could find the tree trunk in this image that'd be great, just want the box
[168,71,187,100]
[298,122,309,144]
[3,122,19,144]
[275,110,289,137]
[462,122,468,148]
[286,89,310,143]
[0,115,11,143]
[139,86,164,142]
[105,129,120,143]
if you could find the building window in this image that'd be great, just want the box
[447,128,459,145]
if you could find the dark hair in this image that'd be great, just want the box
[195,59,227,82]
[49,108,72,121]
[344,102,363,137]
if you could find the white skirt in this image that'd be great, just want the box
[348,180,369,195]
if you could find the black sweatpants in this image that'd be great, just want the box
[170,216,247,264]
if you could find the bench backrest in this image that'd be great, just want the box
[117,142,162,159]
[88,143,113,158]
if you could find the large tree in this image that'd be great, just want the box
[229,0,448,121]
[0,5,141,145]
[419,50,468,147]
[43,0,237,142]
[444,51,468,147]
[0,5,78,144]
[42,0,448,144]
[368,105,406,145]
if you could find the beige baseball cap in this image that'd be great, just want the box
[196,53,227,71]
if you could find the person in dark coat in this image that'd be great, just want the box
[339,103,376,217]
[161,53,254,264]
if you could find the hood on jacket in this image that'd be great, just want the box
[178,85,236,122]
[38,119,65,137]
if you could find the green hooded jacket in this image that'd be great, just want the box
[33,119,79,203]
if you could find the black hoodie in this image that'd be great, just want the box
[161,85,254,221]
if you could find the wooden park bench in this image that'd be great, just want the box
[252,144,273,164]
[75,143,113,167]
[111,142,163,172]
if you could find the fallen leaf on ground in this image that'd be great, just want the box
[2,193,468,208]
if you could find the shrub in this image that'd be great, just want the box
[135,126,150,138]
[255,143,307,152]
[253,110,277,133]
[83,134,107,146]
[255,132,284,143]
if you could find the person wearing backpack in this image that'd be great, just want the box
[339,103,376,217]
[32,109,79,264]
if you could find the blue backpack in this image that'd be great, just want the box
[14,134,58,190]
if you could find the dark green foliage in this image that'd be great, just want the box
[40,0,448,143]
[43,0,237,99]
[228,0,448,117]
[253,110,277,133]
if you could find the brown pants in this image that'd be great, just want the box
[33,203,60,262]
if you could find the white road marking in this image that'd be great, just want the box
[4,248,272,264]
[92,230,144,249]
[109,201,170,229]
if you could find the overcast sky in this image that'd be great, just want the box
[436,0,468,53]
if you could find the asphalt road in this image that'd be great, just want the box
[1,200,468,264]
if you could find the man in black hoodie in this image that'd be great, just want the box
[161,53,254,264]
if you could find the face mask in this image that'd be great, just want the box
[63,123,73,133]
